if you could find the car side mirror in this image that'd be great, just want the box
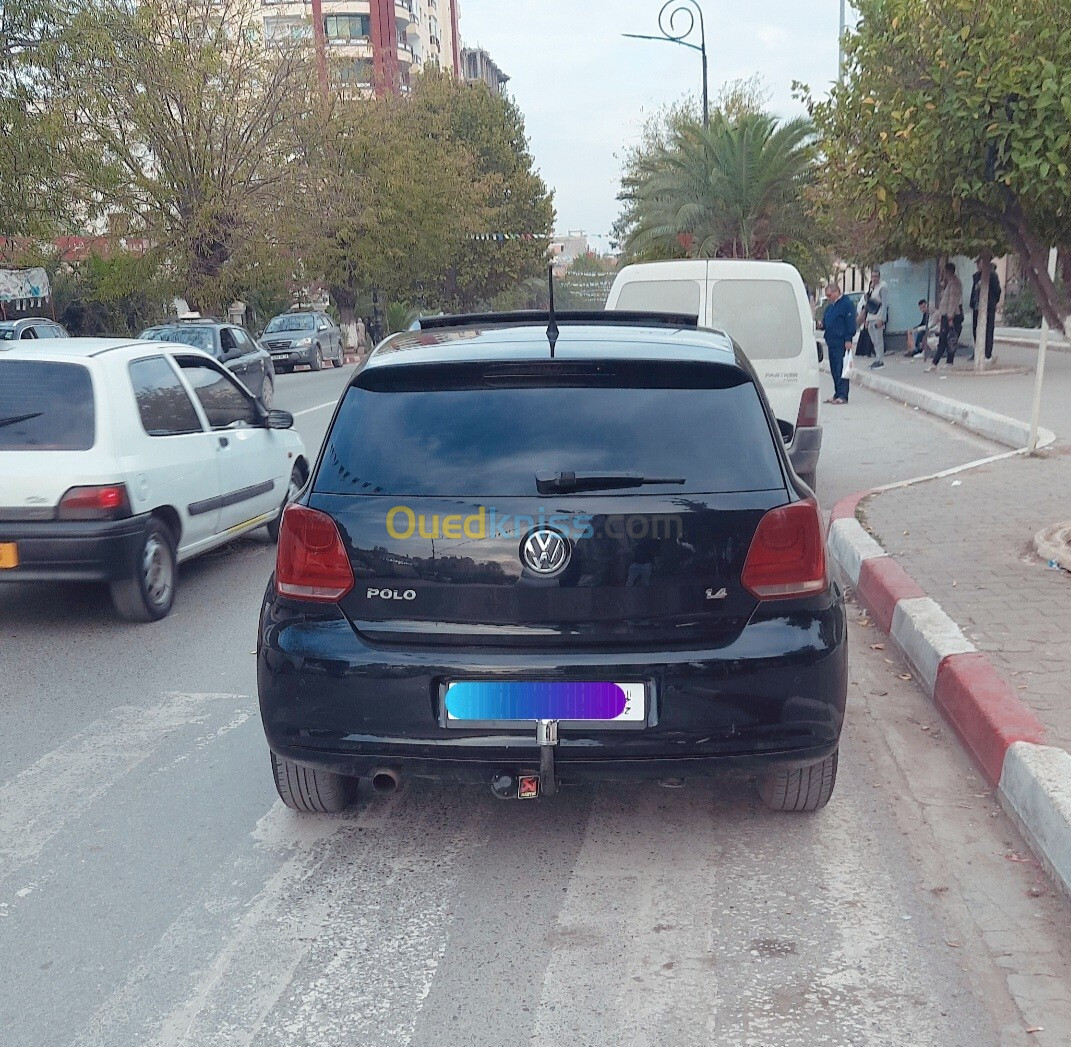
[777,419,794,444]
[266,409,294,430]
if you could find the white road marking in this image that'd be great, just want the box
[81,789,477,1047]
[293,401,338,418]
[528,786,722,1047]
[0,692,236,886]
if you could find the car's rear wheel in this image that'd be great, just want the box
[266,463,305,542]
[759,750,838,812]
[271,752,357,813]
[310,345,323,372]
[333,350,344,368]
[260,377,274,410]
[110,519,177,623]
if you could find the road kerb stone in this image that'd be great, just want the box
[828,517,885,587]
[999,742,1071,899]
[848,369,1056,450]
[890,597,976,695]
[858,556,927,634]
[935,653,1047,786]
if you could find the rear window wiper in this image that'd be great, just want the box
[536,471,686,494]
[0,412,42,428]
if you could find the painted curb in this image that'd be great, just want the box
[827,498,1071,898]
[999,743,1071,898]
[845,368,1057,450]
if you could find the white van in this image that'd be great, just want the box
[606,260,821,489]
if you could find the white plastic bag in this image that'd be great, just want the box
[841,346,854,380]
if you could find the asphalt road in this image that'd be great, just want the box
[2,364,1069,1047]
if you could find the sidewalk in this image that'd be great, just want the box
[831,351,1071,890]
[996,325,1071,353]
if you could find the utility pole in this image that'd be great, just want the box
[838,0,846,83]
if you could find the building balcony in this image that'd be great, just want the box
[395,1,415,25]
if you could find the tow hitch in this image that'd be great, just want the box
[489,719,559,799]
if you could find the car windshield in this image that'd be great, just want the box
[0,360,95,450]
[264,314,315,333]
[141,326,215,352]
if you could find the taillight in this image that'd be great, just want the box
[742,500,827,600]
[275,505,354,602]
[57,484,131,521]
[796,387,819,430]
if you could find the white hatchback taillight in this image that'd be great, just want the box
[275,505,354,602]
[741,500,827,600]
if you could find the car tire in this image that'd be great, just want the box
[266,463,305,542]
[260,378,274,410]
[798,468,817,492]
[271,752,357,813]
[110,518,177,623]
[759,750,838,812]
[310,345,323,372]
[332,351,344,368]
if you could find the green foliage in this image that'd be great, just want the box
[620,109,828,285]
[1002,286,1042,328]
[803,0,1071,330]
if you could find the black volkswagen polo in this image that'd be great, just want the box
[257,312,847,813]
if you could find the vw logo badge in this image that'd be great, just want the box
[521,528,571,577]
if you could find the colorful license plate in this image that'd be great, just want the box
[445,681,646,723]
[0,543,18,569]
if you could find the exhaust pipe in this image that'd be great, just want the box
[369,767,400,794]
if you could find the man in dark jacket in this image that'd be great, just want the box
[970,260,1002,361]
[822,283,857,404]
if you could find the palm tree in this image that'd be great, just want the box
[625,112,823,275]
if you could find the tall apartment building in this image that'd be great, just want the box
[261,0,459,94]
[461,46,509,96]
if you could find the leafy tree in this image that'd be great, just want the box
[47,0,314,314]
[0,0,88,239]
[621,111,826,283]
[803,0,1071,335]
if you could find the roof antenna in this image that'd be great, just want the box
[546,263,559,358]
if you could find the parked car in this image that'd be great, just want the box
[260,311,344,373]
[0,339,308,622]
[0,318,69,340]
[258,311,847,814]
[140,319,276,407]
[606,260,822,490]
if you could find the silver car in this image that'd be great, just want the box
[0,318,70,341]
[260,311,344,373]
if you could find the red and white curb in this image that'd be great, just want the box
[829,493,1071,898]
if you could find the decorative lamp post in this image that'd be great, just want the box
[623,1,709,128]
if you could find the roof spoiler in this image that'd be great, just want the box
[411,310,700,332]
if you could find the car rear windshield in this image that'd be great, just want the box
[316,362,785,497]
[264,314,315,333]
[0,360,95,450]
[142,326,215,352]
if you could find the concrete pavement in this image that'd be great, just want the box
[825,349,1071,898]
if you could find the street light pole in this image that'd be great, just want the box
[838,0,846,83]
[624,1,709,128]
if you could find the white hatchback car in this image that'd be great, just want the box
[0,339,308,621]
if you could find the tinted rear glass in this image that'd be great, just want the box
[316,365,784,497]
[0,360,95,450]
[614,279,701,316]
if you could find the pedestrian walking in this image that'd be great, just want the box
[355,316,367,354]
[907,299,936,358]
[969,259,1002,362]
[822,283,857,404]
[926,262,964,371]
[862,268,889,368]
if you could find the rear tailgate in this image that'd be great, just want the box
[311,357,790,648]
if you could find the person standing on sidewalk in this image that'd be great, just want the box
[969,259,1002,362]
[862,268,889,369]
[927,262,964,371]
[822,283,856,404]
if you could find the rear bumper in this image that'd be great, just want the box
[788,425,822,476]
[257,587,848,783]
[0,514,151,583]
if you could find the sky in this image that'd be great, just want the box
[460,0,844,248]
